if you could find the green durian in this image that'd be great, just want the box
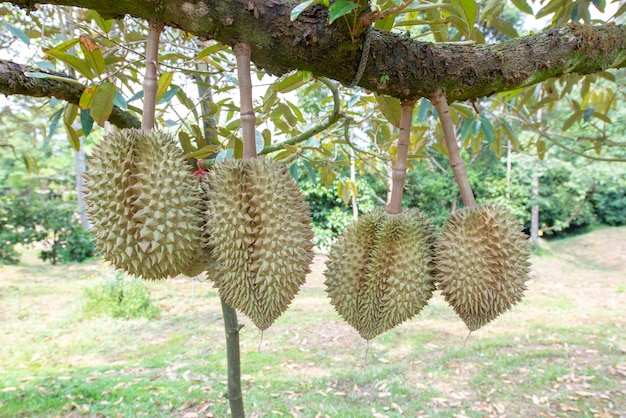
[435,204,531,331]
[182,180,212,278]
[83,129,203,280]
[324,207,436,340]
[205,156,314,330]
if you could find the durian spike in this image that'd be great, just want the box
[233,43,257,160]
[387,100,416,214]
[430,89,477,208]
[142,22,163,131]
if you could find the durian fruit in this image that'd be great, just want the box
[324,207,436,340]
[205,156,314,330]
[182,180,212,278]
[83,129,204,280]
[435,204,531,331]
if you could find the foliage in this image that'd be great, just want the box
[38,200,96,264]
[0,194,95,264]
[0,194,47,264]
[80,272,159,320]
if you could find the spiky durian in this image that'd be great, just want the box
[324,207,436,340]
[435,204,531,331]
[83,129,203,280]
[182,180,212,278]
[205,156,314,330]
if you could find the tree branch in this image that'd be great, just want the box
[0,59,141,129]
[260,78,343,155]
[8,1,626,101]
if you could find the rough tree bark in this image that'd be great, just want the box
[8,0,626,102]
[0,60,141,129]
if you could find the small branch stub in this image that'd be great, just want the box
[387,100,416,214]
[234,43,257,160]
[431,89,477,208]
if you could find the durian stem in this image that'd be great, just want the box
[234,43,257,160]
[141,22,163,131]
[387,100,416,214]
[430,89,477,208]
[220,297,246,418]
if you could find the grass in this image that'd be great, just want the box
[1,227,625,417]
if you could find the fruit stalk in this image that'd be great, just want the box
[234,43,257,160]
[431,89,477,208]
[142,22,163,131]
[387,100,416,214]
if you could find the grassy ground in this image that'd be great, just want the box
[0,226,625,417]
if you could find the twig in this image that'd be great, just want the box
[233,43,256,160]
[141,22,163,130]
[431,89,477,208]
[387,100,415,214]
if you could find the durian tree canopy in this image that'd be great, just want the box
[5,0,626,102]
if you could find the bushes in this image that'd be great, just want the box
[80,272,159,320]
[0,194,95,265]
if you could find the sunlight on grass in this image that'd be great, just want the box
[0,227,624,416]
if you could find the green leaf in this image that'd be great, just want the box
[156,72,174,102]
[184,145,219,160]
[80,109,94,137]
[194,42,227,60]
[22,152,39,174]
[89,82,116,125]
[562,110,583,131]
[480,115,495,144]
[291,0,318,21]
[255,130,265,154]
[64,103,78,127]
[536,139,546,160]
[302,160,317,182]
[511,0,533,14]
[26,71,83,85]
[583,107,594,123]
[592,112,611,124]
[491,18,519,38]
[374,93,401,128]
[460,117,473,140]
[272,71,311,93]
[3,21,30,45]
[79,85,96,109]
[178,131,195,154]
[450,0,477,34]
[45,49,94,80]
[157,87,180,104]
[502,120,520,150]
[417,98,431,123]
[113,90,128,110]
[92,11,115,34]
[44,108,64,149]
[45,38,79,54]
[64,124,81,151]
[328,0,359,24]
[79,35,106,75]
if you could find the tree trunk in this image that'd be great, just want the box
[531,174,539,247]
[220,298,245,418]
[74,136,90,229]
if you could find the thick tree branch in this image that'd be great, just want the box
[0,59,140,129]
[9,0,626,101]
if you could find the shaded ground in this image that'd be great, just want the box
[0,226,625,417]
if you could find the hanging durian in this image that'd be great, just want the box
[431,89,531,331]
[324,101,436,340]
[83,23,204,280]
[205,43,314,330]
